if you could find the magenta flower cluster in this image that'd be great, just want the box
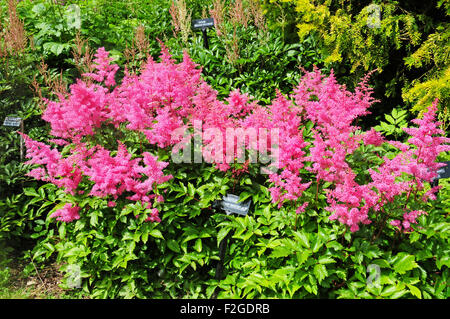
[22,45,449,233]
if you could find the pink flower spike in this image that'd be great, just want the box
[296,202,309,214]
[107,201,117,208]
[50,203,81,223]
[363,128,385,147]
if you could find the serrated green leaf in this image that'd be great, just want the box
[393,253,417,274]
[293,231,310,249]
[312,234,326,253]
[407,284,422,299]
[187,182,195,197]
[270,245,291,258]
[385,115,395,124]
[313,264,327,284]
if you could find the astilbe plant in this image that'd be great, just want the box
[21,45,449,237]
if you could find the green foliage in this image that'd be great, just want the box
[12,0,323,103]
[403,2,449,117]
[0,2,52,247]
[374,108,410,140]
[265,1,422,76]
[17,0,81,58]
[24,147,450,299]
[167,28,324,103]
[0,183,60,245]
[209,189,449,299]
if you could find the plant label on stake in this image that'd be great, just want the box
[192,18,215,49]
[220,193,251,216]
[215,193,252,281]
[3,117,22,127]
[431,161,450,189]
[3,117,24,161]
[192,17,214,29]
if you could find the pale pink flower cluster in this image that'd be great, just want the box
[390,210,428,232]
[288,70,378,231]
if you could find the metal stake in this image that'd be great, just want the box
[215,232,230,280]
[19,119,24,162]
[202,29,209,49]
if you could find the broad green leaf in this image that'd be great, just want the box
[436,255,450,270]
[293,231,310,249]
[122,232,134,241]
[380,284,397,297]
[141,232,148,244]
[194,238,202,252]
[23,187,39,197]
[410,231,420,243]
[90,213,98,227]
[217,227,231,247]
[239,191,251,202]
[149,229,164,239]
[371,259,391,268]
[393,253,417,274]
[318,256,335,264]
[167,239,180,253]
[390,289,409,299]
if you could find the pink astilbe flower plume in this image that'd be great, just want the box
[50,203,81,223]
[390,210,428,233]
[82,47,119,87]
[21,44,449,234]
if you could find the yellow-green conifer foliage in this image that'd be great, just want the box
[403,0,449,118]
[287,0,422,75]
[263,0,448,130]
